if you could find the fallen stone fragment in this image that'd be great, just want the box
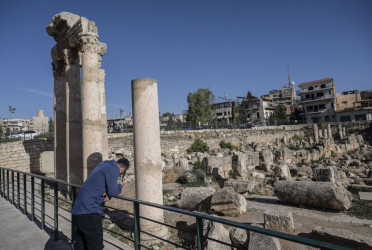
[249,224,281,250]
[229,227,249,248]
[312,226,372,250]
[210,187,247,216]
[274,181,351,211]
[178,187,215,211]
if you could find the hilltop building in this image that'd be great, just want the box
[298,78,336,123]
[238,97,275,125]
[335,90,372,121]
[214,100,236,125]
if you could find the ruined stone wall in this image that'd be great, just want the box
[0,139,54,173]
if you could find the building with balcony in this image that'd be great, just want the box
[238,97,275,125]
[214,101,236,125]
[298,77,336,123]
[263,83,298,106]
[335,90,372,121]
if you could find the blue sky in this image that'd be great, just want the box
[0,0,371,119]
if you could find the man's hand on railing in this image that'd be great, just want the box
[102,192,110,202]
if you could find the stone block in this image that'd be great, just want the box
[312,226,372,250]
[179,187,215,211]
[264,210,295,234]
[210,187,247,216]
[274,181,352,211]
[313,167,335,182]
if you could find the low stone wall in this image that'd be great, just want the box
[0,139,54,173]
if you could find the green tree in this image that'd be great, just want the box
[269,104,288,125]
[246,91,256,100]
[238,108,248,124]
[186,88,215,128]
[48,116,54,136]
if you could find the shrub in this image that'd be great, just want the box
[292,134,303,142]
[187,139,210,153]
[317,121,324,130]
[193,161,202,170]
[219,140,240,151]
[288,144,300,151]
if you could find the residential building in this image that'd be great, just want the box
[214,101,236,125]
[239,97,275,125]
[298,77,336,123]
[263,84,297,106]
[335,90,372,121]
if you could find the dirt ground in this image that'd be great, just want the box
[104,182,372,249]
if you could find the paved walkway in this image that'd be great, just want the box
[0,197,68,250]
[0,184,133,250]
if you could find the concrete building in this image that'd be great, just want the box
[239,97,275,125]
[336,94,372,121]
[30,110,49,134]
[214,101,236,125]
[298,77,336,123]
[263,83,297,106]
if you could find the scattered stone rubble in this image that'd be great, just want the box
[107,122,372,249]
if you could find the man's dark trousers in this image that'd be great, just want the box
[72,213,104,250]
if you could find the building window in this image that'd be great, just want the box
[307,106,313,112]
[340,116,351,122]
[308,86,314,91]
[355,114,366,121]
[319,104,326,110]
[316,92,324,98]
[321,84,326,88]
[257,112,260,118]
[325,116,329,121]
[331,103,334,108]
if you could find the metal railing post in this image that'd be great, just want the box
[41,179,45,230]
[0,168,3,198]
[6,170,9,201]
[54,183,58,241]
[23,174,27,214]
[196,217,204,250]
[11,171,14,204]
[31,176,35,222]
[133,202,141,250]
[71,186,76,250]
[16,172,20,209]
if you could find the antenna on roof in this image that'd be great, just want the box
[287,65,291,87]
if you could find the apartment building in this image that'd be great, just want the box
[214,101,236,125]
[239,97,275,124]
[335,91,372,121]
[298,78,336,123]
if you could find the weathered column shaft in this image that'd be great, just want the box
[81,47,103,178]
[338,124,343,140]
[132,78,168,241]
[53,59,67,181]
[313,123,319,143]
[64,48,83,185]
[99,69,108,160]
[327,124,332,139]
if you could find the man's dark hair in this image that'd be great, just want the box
[117,158,130,169]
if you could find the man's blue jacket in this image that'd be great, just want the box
[72,160,123,216]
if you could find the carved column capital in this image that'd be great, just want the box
[79,34,107,56]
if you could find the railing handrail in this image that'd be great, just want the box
[0,166,352,250]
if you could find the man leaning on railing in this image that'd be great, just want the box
[71,158,130,250]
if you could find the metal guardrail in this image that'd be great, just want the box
[0,167,351,250]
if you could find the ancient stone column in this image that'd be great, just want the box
[342,127,346,138]
[323,129,328,139]
[99,68,108,160]
[313,123,319,143]
[52,58,67,182]
[80,34,107,178]
[327,124,332,139]
[338,124,343,140]
[64,48,83,185]
[132,78,168,241]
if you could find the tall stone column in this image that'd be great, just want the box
[342,127,346,138]
[132,78,168,242]
[338,124,343,140]
[80,35,107,178]
[52,55,67,182]
[327,124,332,139]
[64,48,83,185]
[313,123,319,143]
[99,68,108,160]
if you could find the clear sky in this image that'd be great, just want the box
[0,0,371,119]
